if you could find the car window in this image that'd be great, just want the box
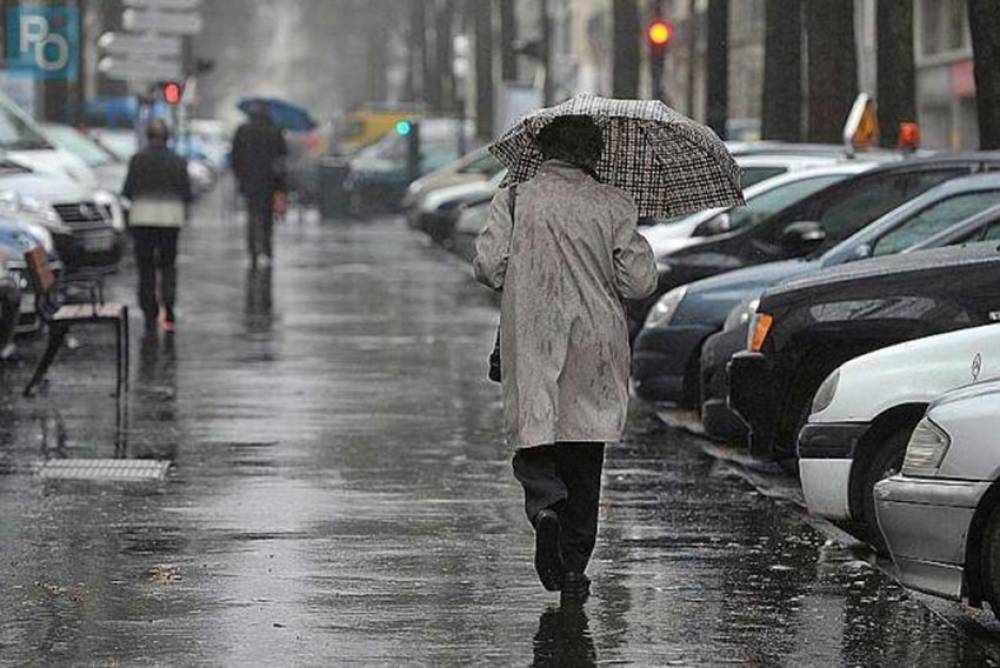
[0,99,52,150]
[872,190,1000,256]
[728,175,846,231]
[818,170,965,243]
[46,126,115,167]
[740,166,786,188]
[982,220,1000,241]
[459,152,501,175]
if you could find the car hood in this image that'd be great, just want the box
[674,259,815,326]
[0,170,91,203]
[94,162,127,193]
[8,148,98,189]
[420,179,497,213]
[763,241,1000,308]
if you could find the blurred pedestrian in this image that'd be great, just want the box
[473,116,657,603]
[122,118,192,336]
[232,102,288,268]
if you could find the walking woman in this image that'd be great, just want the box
[122,118,192,335]
[473,116,657,602]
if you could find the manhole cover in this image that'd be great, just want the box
[33,459,171,481]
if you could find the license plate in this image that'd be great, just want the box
[82,231,114,252]
[20,293,34,314]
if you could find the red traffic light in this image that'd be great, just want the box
[162,81,183,105]
[647,20,673,47]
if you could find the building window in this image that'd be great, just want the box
[919,0,970,58]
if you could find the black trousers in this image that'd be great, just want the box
[131,226,179,324]
[512,442,605,574]
[245,192,274,258]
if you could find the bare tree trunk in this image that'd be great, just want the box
[805,0,858,142]
[541,0,553,104]
[612,0,640,98]
[705,0,729,138]
[408,0,428,104]
[969,0,1000,149]
[435,0,457,112]
[499,0,517,82]
[472,0,494,139]
[761,0,802,141]
[876,0,916,147]
[685,0,699,117]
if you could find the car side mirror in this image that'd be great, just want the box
[781,221,826,252]
[852,243,872,261]
[693,212,731,237]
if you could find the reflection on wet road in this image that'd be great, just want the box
[0,208,997,665]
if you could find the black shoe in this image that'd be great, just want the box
[534,509,565,591]
[560,572,591,605]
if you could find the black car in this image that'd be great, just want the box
[726,241,1000,461]
[629,152,1000,339]
[632,172,1000,407]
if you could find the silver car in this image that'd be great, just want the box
[874,377,1000,616]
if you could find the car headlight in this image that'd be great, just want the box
[811,369,840,415]
[901,417,951,477]
[93,189,125,231]
[644,285,687,329]
[0,191,61,226]
[723,296,760,332]
[656,260,672,274]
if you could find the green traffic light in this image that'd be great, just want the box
[396,120,412,136]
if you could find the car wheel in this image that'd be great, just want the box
[858,427,909,553]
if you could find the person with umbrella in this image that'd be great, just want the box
[474,96,743,603]
[232,101,288,268]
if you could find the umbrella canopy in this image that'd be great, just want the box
[238,97,317,132]
[490,94,744,218]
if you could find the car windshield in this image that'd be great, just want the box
[44,125,117,167]
[0,98,53,150]
[740,166,787,188]
[727,174,848,231]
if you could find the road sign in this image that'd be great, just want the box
[98,31,180,58]
[99,55,181,82]
[843,93,878,152]
[124,0,201,10]
[122,8,203,34]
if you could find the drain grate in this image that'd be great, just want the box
[33,459,171,481]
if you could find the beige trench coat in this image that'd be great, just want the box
[473,160,657,449]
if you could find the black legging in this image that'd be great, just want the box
[512,442,605,574]
[131,226,179,324]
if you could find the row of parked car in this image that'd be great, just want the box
[402,140,1000,620]
[0,91,226,359]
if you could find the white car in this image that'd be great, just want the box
[874,378,1000,615]
[640,157,884,258]
[799,324,1000,539]
[0,92,97,189]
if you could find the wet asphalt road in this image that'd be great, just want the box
[1,198,999,666]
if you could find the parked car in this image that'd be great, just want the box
[798,324,1000,546]
[874,378,1000,616]
[402,146,502,209]
[41,123,127,232]
[0,92,98,190]
[633,172,1000,406]
[0,213,59,335]
[451,198,492,263]
[629,152,1000,339]
[727,241,1000,465]
[0,162,122,269]
[412,170,505,246]
[640,155,869,258]
[345,119,477,213]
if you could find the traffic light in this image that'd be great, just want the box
[647,19,673,50]
[162,80,183,106]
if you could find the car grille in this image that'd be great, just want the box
[53,201,108,228]
[7,267,29,291]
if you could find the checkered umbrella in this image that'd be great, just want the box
[490,94,745,218]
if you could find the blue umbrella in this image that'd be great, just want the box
[238,97,317,132]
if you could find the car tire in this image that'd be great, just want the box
[979,502,1000,619]
[858,427,909,553]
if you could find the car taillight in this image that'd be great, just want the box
[747,313,773,352]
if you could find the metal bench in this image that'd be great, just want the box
[22,246,129,397]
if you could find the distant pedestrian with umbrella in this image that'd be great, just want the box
[474,95,743,603]
[232,101,288,268]
[122,118,192,336]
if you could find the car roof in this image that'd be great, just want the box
[740,161,877,198]
[765,240,1000,301]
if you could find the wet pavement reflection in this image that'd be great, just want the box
[1,204,998,665]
